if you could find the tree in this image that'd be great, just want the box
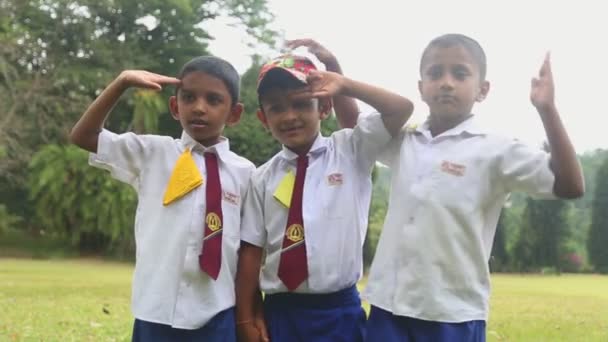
[489,211,509,272]
[1,0,275,184]
[28,145,137,256]
[363,165,390,267]
[513,197,570,272]
[588,155,608,273]
[2,0,277,254]
[223,56,280,165]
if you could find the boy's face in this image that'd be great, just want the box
[257,86,329,155]
[418,45,490,121]
[169,71,242,146]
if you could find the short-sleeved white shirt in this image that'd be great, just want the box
[365,116,556,322]
[90,130,255,329]
[241,113,391,294]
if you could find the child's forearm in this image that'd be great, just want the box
[342,78,414,137]
[539,106,585,198]
[69,74,129,153]
[324,61,359,129]
[235,242,264,324]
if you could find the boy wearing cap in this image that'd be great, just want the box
[235,53,414,342]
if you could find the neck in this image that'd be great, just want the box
[287,143,313,157]
[428,113,473,137]
[286,134,318,157]
[197,135,222,148]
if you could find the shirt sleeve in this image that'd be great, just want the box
[499,139,556,199]
[340,111,393,174]
[88,129,154,188]
[377,130,405,167]
[240,174,267,247]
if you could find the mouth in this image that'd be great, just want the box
[280,126,304,135]
[436,95,457,104]
[188,119,209,128]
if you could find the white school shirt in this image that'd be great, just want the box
[365,116,556,323]
[90,129,255,329]
[241,113,391,294]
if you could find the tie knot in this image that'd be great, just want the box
[297,155,308,168]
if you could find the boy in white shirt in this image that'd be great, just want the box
[235,53,414,342]
[364,33,584,342]
[70,56,255,341]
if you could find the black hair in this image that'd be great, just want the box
[177,56,240,106]
[420,33,487,81]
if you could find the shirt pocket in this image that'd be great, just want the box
[427,165,478,215]
[318,171,352,220]
[220,187,242,240]
[220,188,241,277]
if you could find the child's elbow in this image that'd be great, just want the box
[568,184,585,199]
[68,128,98,153]
[68,129,78,145]
[68,128,85,147]
[555,181,585,199]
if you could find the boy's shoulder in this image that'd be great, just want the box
[101,130,178,152]
[251,151,283,181]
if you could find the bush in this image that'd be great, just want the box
[28,144,136,257]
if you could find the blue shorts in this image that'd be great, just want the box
[264,285,366,342]
[366,305,486,342]
[131,307,236,342]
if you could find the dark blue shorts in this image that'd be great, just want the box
[366,305,486,342]
[131,307,236,342]
[264,285,366,342]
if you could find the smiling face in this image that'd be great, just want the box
[418,44,489,123]
[169,71,242,146]
[257,84,329,155]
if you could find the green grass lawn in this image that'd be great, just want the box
[1,259,607,341]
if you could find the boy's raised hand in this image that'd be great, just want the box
[530,52,556,113]
[118,70,181,91]
[306,70,347,99]
[285,38,338,68]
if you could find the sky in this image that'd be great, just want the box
[204,0,607,153]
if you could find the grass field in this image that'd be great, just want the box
[1,258,607,341]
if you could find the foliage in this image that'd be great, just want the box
[588,154,608,273]
[1,0,276,254]
[512,197,571,272]
[490,211,509,272]
[28,144,137,255]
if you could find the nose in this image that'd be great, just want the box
[193,98,208,115]
[282,107,299,121]
[439,74,455,91]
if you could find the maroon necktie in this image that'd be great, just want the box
[277,155,309,291]
[199,152,223,280]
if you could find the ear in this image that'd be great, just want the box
[418,80,424,99]
[225,103,243,127]
[256,109,269,129]
[319,98,332,120]
[169,96,180,121]
[476,80,490,102]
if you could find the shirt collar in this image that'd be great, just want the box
[278,133,328,161]
[415,115,486,138]
[180,131,230,160]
